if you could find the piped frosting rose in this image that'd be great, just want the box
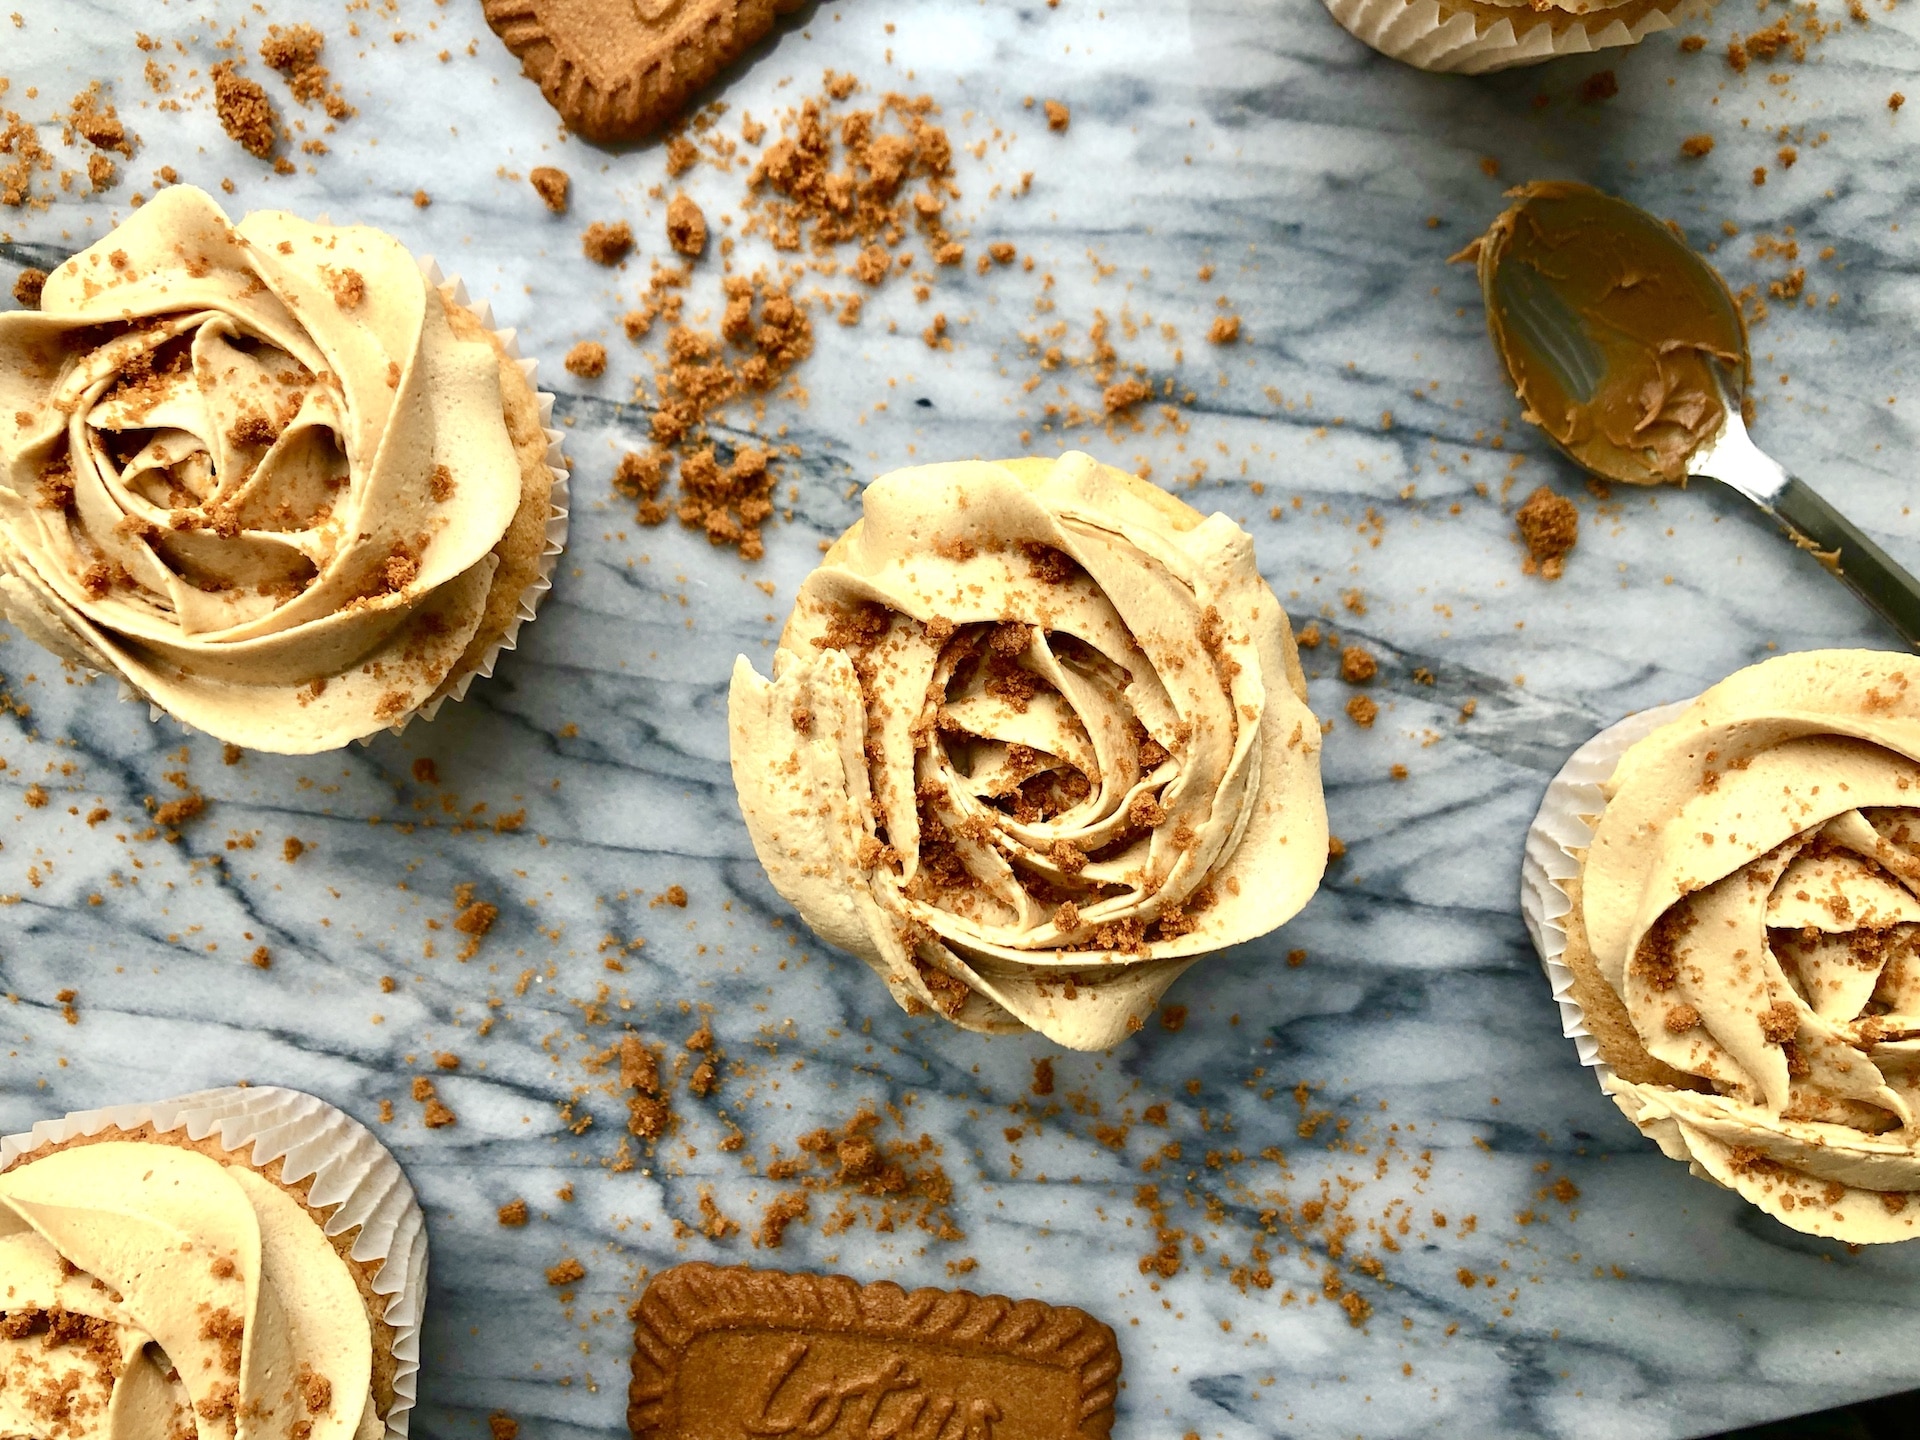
[0,185,534,752]
[1581,649,1920,1241]
[0,1140,383,1440]
[728,452,1327,1050]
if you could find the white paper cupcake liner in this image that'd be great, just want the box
[1520,698,1692,1078]
[403,261,571,730]
[0,1085,428,1440]
[1322,0,1680,73]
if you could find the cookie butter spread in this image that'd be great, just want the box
[1582,650,1920,1241]
[729,452,1327,1050]
[1465,180,1746,486]
[0,1140,379,1440]
[0,184,526,752]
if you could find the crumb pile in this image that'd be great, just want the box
[1515,485,1577,579]
[603,73,984,559]
[2,81,137,209]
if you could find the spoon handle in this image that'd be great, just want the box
[1765,477,1920,649]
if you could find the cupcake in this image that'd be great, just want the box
[728,451,1328,1051]
[0,185,563,754]
[1321,0,1683,73]
[0,1085,426,1439]
[1540,650,1920,1242]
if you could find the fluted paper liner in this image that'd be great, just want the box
[1521,699,1690,1077]
[0,1085,429,1440]
[1321,0,1680,73]
[125,258,573,746]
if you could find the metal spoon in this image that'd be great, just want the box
[1469,181,1920,647]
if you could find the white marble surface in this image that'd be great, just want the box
[6,1,1920,1436]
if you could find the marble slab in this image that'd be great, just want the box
[5,0,1920,1436]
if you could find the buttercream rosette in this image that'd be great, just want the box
[728,452,1327,1051]
[0,1086,426,1440]
[1545,650,1920,1243]
[1321,0,1683,73]
[0,185,561,753]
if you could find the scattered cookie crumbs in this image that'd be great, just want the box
[1578,70,1618,103]
[1390,763,1409,781]
[249,946,271,970]
[259,24,353,120]
[55,989,78,1025]
[582,220,634,266]
[211,61,278,160]
[497,1199,529,1227]
[1044,99,1070,131]
[1680,134,1714,159]
[1339,645,1377,684]
[666,192,708,258]
[11,268,45,308]
[452,882,499,960]
[1346,695,1378,729]
[1296,622,1321,649]
[545,1257,585,1286]
[1459,698,1478,722]
[412,1076,456,1128]
[530,166,569,212]
[1208,315,1241,345]
[1032,1057,1056,1096]
[488,1416,519,1440]
[564,341,607,379]
[283,837,305,862]
[756,1192,810,1249]
[1894,92,1907,113]
[1160,1004,1188,1033]
[152,793,205,828]
[1515,485,1578,580]
[23,784,47,808]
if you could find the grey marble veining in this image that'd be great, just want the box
[5,1,1920,1436]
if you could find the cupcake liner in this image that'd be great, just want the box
[0,1085,428,1440]
[1518,697,1692,1083]
[113,257,570,744]
[1321,0,1680,73]
[402,260,571,730]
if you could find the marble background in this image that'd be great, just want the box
[5,0,1920,1436]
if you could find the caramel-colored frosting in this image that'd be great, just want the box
[1468,180,1746,486]
[729,452,1327,1050]
[0,185,526,752]
[1583,650,1920,1241]
[0,1140,379,1440]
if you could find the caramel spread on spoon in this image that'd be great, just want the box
[1463,180,1748,486]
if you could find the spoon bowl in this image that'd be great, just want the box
[1471,181,1920,648]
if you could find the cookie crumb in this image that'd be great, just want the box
[497,1199,529,1227]
[1515,485,1577,579]
[1044,99,1070,132]
[1340,645,1377,684]
[666,192,708,258]
[582,220,634,266]
[211,61,278,160]
[1208,315,1240,344]
[488,1416,519,1440]
[1346,694,1378,729]
[11,268,46,308]
[565,341,607,378]
[530,166,569,212]
[545,1257,585,1286]
[1679,134,1714,159]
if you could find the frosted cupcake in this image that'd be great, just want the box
[1322,0,1685,73]
[0,1085,427,1439]
[729,452,1328,1051]
[1551,650,1920,1242]
[0,185,562,754]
